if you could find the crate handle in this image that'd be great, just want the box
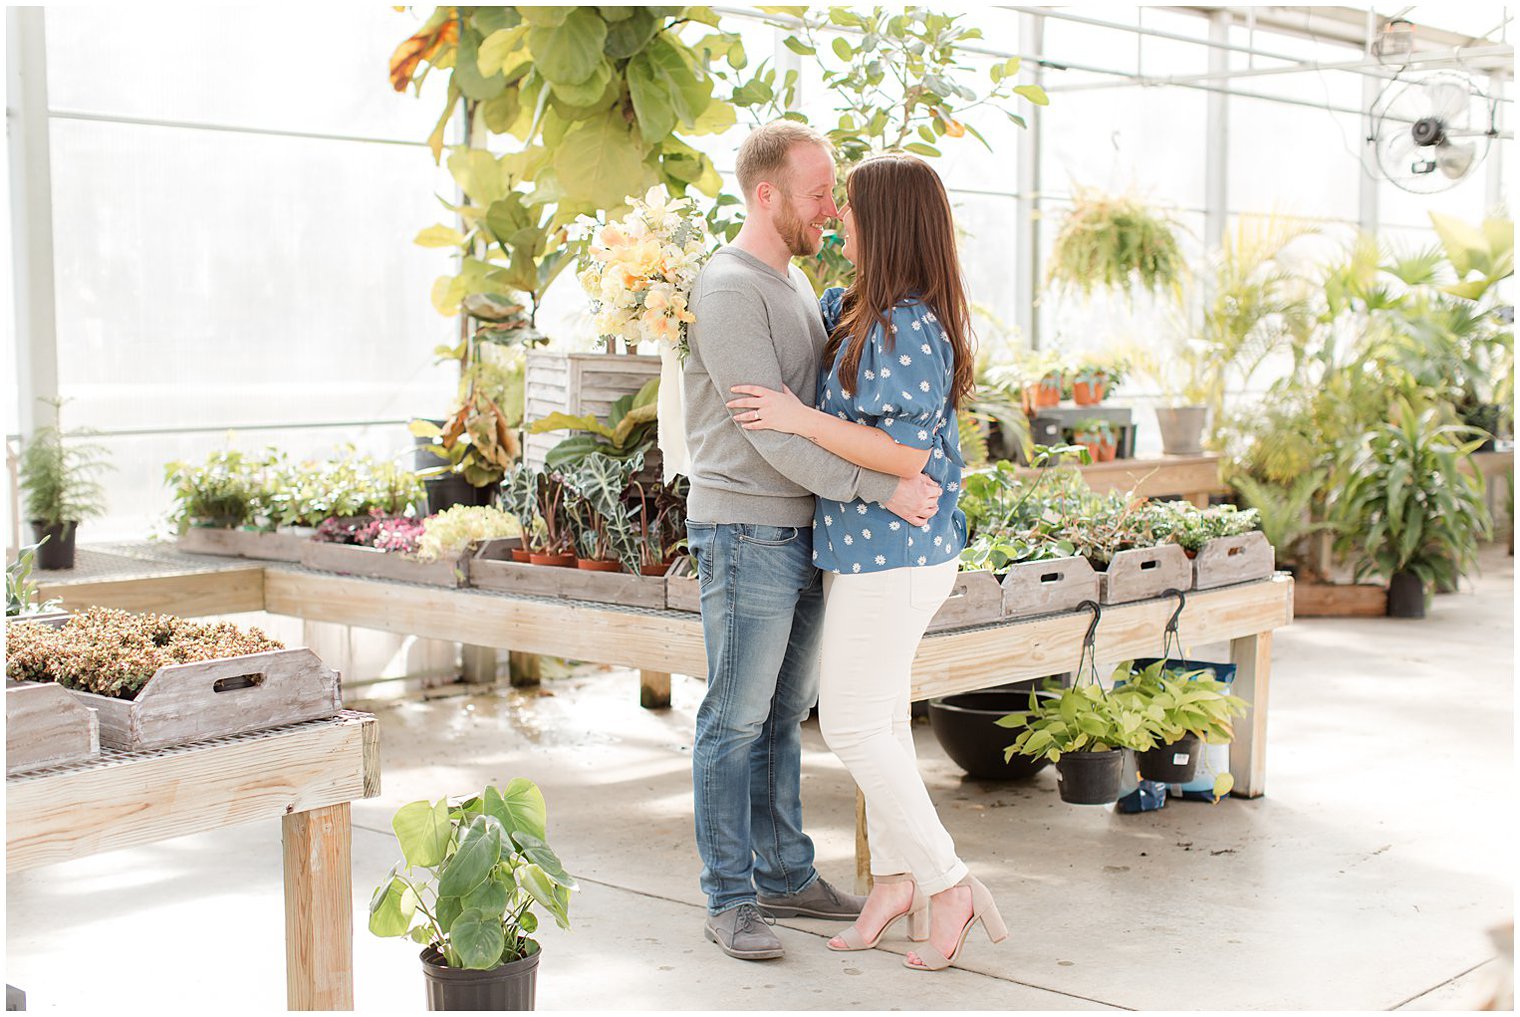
[1227,545,1243,557]
[1039,570,1062,584]
[946,583,968,601]
[1140,559,1159,571]
[213,673,265,693]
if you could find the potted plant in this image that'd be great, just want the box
[998,680,1156,804]
[369,780,576,1012]
[1111,659,1248,788]
[1229,471,1336,575]
[629,475,688,576]
[1045,189,1185,302]
[6,540,64,619]
[20,401,112,570]
[1328,397,1490,617]
[499,465,540,563]
[560,453,645,572]
[1069,354,1127,406]
[527,472,574,567]
[164,448,274,533]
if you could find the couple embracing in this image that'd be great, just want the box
[681,121,1006,973]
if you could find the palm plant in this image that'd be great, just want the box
[1230,470,1336,571]
[20,399,112,530]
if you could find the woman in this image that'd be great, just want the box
[726,153,1006,972]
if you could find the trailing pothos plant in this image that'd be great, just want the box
[1110,659,1248,799]
[997,680,1157,762]
[370,780,577,970]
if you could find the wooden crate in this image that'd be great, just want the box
[523,351,662,470]
[179,527,308,563]
[1000,556,1100,619]
[1096,544,1191,604]
[469,538,668,609]
[300,541,469,588]
[1293,581,1387,617]
[665,556,701,613]
[7,681,100,774]
[926,571,1005,631]
[1192,531,1275,590]
[69,647,342,752]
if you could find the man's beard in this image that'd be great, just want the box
[775,199,822,257]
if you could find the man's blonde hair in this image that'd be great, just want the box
[734,120,831,202]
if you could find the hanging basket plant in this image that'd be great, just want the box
[1046,189,1186,301]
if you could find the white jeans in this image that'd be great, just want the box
[819,559,968,896]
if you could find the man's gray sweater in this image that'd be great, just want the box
[682,245,900,526]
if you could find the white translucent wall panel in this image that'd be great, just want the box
[45,7,448,142]
[1228,95,1363,221]
[80,426,421,543]
[1041,85,1209,210]
[49,118,458,434]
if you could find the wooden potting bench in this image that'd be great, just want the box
[37,542,1292,880]
[5,710,380,1010]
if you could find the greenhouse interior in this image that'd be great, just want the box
[3,4,1515,1013]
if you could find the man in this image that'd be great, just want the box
[682,121,943,961]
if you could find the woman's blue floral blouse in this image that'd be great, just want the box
[811,286,967,575]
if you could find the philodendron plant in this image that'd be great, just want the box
[369,780,576,970]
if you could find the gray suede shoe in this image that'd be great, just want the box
[704,903,784,960]
[757,877,867,919]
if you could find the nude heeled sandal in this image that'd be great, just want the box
[903,874,1007,971]
[826,873,930,952]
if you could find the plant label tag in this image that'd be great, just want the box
[1172,752,1191,765]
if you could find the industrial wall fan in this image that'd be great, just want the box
[1369,71,1498,193]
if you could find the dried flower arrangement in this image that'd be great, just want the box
[6,606,284,700]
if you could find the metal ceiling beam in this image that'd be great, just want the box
[1175,5,1500,51]
[998,4,1314,66]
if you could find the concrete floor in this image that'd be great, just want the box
[6,547,1514,1011]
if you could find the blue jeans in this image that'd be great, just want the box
[687,521,824,915]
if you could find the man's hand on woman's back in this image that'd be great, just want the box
[883,474,942,528]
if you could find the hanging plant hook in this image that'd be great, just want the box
[1072,599,1103,687]
[1079,598,1102,650]
[1162,588,1187,635]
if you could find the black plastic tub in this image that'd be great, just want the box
[928,686,1060,780]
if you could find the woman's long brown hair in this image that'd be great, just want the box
[826,154,975,408]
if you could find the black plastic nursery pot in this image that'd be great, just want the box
[421,945,540,1011]
[1137,733,1202,783]
[423,474,499,515]
[927,685,1060,780]
[1387,570,1427,619]
[29,520,77,570]
[1055,749,1129,805]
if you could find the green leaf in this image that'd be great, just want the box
[530,7,610,85]
[462,875,511,918]
[904,142,941,157]
[552,112,655,209]
[1013,83,1049,106]
[367,876,417,937]
[529,410,615,439]
[478,26,530,77]
[604,9,660,59]
[520,6,574,28]
[519,863,573,929]
[449,908,507,969]
[1212,772,1235,799]
[511,831,578,890]
[438,815,504,899]
[832,37,853,61]
[437,895,463,933]
[495,778,549,841]
[455,27,507,101]
[627,52,678,142]
[783,36,815,56]
[392,799,450,869]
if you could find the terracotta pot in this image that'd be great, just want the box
[1072,380,1106,406]
[1098,438,1117,462]
[1075,438,1102,462]
[576,558,622,572]
[1038,373,1062,408]
[639,562,669,577]
[528,552,575,568]
[1021,384,1040,417]
[510,548,532,563]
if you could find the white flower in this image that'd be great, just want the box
[921,523,931,532]
[917,555,927,565]
[833,568,841,574]
[934,448,945,459]
[875,554,886,565]
[917,429,929,441]
[901,391,913,400]
[836,411,848,419]
[881,367,892,378]
[824,514,834,525]
[812,550,818,560]
[843,534,854,545]
[890,324,898,333]
[934,535,944,546]
[948,481,960,492]
[919,380,932,392]
[925,312,937,322]
[889,521,901,531]
[884,417,895,426]
[911,320,923,330]
[921,343,933,355]
[883,403,895,413]
[865,370,876,381]
[899,354,913,366]
[840,503,849,513]
[852,562,862,573]
[861,528,872,539]
[908,537,914,547]
[856,504,868,514]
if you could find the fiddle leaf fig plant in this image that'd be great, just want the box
[370,780,577,970]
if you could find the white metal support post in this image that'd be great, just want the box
[1203,10,1231,250]
[1488,72,1507,214]
[1358,9,1381,236]
[7,8,60,437]
[1014,11,1044,350]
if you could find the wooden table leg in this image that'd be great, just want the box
[1228,631,1272,798]
[639,669,671,709]
[283,802,354,1011]
[854,786,872,896]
